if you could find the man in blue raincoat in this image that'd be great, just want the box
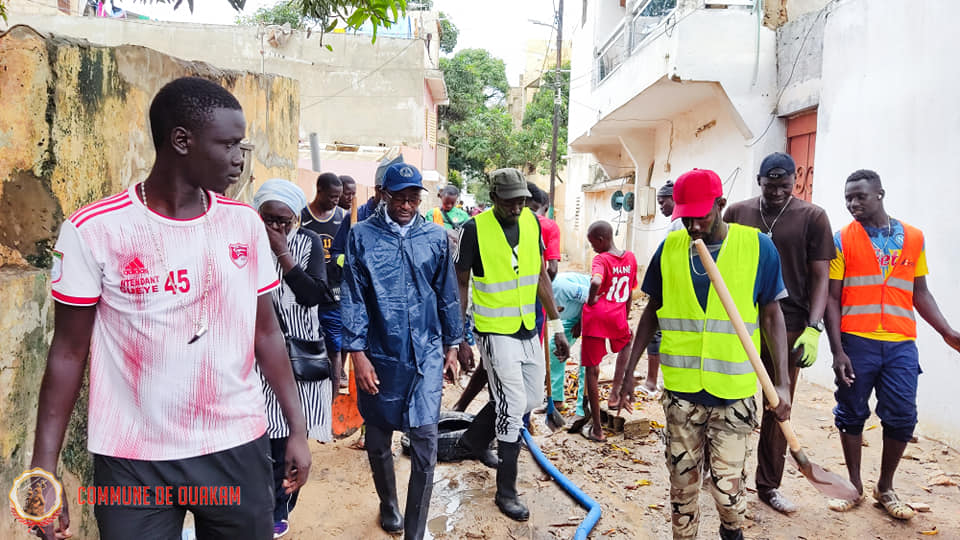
[340,162,462,539]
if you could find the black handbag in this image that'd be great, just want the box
[275,304,330,382]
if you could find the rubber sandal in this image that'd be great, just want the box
[579,421,606,442]
[872,487,915,520]
[636,385,661,399]
[758,488,798,514]
[827,489,863,512]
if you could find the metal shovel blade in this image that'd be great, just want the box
[788,449,860,500]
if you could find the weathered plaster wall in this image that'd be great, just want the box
[0,25,299,538]
[776,7,826,116]
[10,14,431,148]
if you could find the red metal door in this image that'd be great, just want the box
[787,110,817,202]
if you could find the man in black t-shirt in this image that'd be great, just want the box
[302,172,348,393]
[452,168,570,522]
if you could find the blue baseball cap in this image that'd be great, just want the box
[382,163,425,193]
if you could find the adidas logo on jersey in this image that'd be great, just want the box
[122,257,149,276]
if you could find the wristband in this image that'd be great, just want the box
[276,251,290,258]
[548,318,564,336]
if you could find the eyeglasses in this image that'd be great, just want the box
[385,193,421,208]
[262,216,296,227]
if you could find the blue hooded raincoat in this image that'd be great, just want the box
[340,208,463,430]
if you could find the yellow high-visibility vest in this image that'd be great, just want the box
[657,224,761,399]
[472,209,540,334]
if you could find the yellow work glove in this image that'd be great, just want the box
[792,326,820,368]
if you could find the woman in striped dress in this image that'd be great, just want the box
[254,179,336,538]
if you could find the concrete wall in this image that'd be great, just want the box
[776,6,826,116]
[0,26,299,538]
[9,14,433,149]
[802,0,960,446]
[6,0,78,17]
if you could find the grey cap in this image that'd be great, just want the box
[489,168,531,199]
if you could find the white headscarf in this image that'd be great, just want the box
[253,178,308,215]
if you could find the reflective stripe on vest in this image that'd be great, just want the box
[472,209,540,334]
[656,224,761,400]
[839,220,923,338]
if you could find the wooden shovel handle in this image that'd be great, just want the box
[692,240,802,453]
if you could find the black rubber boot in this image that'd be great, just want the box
[367,446,403,533]
[719,525,744,540]
[456,402,498,468]
[403,471,434,540]
[494,440,529,521]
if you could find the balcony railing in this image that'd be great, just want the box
[629,0,677,51]
[595,23,628,85]
[593,0,756,87]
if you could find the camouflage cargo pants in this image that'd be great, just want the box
[662,391,757,540]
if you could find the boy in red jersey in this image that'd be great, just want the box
[581,221,638,441]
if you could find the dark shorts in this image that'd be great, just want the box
[647,330,662,355]
[318,307,343,352]
[92,435,273,540]
[833,333,921,442]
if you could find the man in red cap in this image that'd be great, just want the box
[616,169,793,540]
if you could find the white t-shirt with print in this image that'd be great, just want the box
[52,185,279,460]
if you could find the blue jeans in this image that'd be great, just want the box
[833,333,920,443]
[318,307,342,353]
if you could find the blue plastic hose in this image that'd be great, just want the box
[522,428,601,539]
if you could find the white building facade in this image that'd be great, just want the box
[568,0,960,445]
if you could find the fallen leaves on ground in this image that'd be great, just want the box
[927,474,958,487]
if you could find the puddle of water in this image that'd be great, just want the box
[427,473,496,537]
[426,515,448,537]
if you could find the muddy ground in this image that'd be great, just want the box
[289,316,960,539]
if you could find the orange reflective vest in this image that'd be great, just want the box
[839,220,923,338]
[431,207,445,226]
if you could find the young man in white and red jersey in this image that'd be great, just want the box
[581,221,638,441]
[30,77,310,540]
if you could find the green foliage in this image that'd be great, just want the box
[517,62,569,173]
[440,49,509,124]
[437,11,458,54]
[448,105,517,174]
[136,0,406,42]
[294,0,408,41]
[441,50,570,197]
[448,169,464,189]
[440,48,512,191]
[0,0,7,23]
[235,1,305,28]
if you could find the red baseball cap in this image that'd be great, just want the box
[672,168,723,219]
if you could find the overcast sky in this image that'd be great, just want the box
[115,0,573,85]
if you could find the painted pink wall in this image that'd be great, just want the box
[296,157,379,187]
[421,81,438,172]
